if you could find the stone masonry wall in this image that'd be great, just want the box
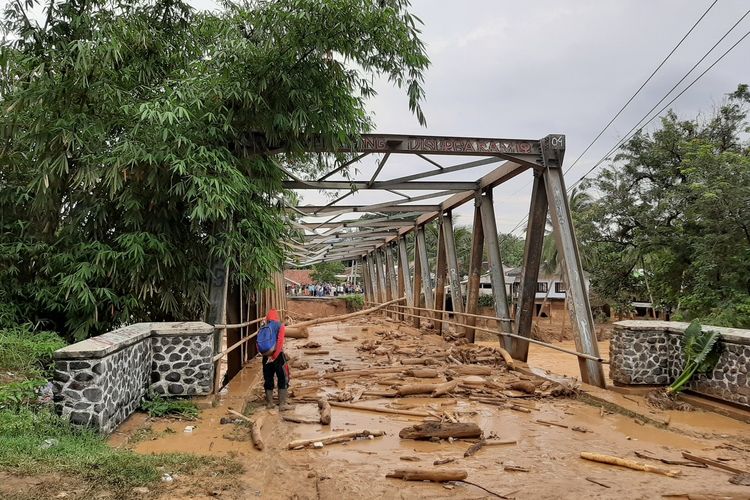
[53,322,215,433]
[610,320,750,408]
[149,334,214,396]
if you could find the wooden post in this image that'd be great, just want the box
[465,202,484,343]
[225,282,243,381]
[416,225,434,311]
[363,256,373,302]
[412,233,423,328]
[541,135,605,388]
[512,171,548,361]
[478,191,513,351]
[385,244,400,321]
[434,216,448,333]
[206,262,229,393]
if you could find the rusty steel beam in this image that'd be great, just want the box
[512,171,548,361]
[464,203,484,343]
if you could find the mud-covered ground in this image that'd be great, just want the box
[97,315,750,500]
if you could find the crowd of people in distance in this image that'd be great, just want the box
[286,283,362,297]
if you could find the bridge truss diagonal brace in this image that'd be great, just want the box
[541,135,605,388]
[512,170,548,362]
[478,190,513,351]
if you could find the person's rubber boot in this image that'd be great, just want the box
[278,389,293,411]
[265,389,275,409]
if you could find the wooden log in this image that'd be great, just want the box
[681,452,749,474]
[362,390,398,398]
[282,415,320,424]
[324,367,406,380]
[288,429,385,450]
[292,369,320,379]
[318,399,331,425]
[464,439,486,457]
[303,349,329,355]
[386,468,468,482]
[397,383,437,396]
[285,327,309,338]
[290,297,405,329]
[399,422,482,440]
[406,368,439,378]
[400,358,435,366]
[509,381,536,394]
[452,365,492,376]
[431,380,459,397]
[535,419,568,429]
[484,439,517,447]
[580,452,681,477]
[250,416,264,451]
[329,401,430,417]
[332,335,355,342]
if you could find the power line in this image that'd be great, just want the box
[501,8,750,238]
[567,23,750,192]
[562,0,719,177]
[502,1,717,203]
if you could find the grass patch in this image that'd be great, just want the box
[0,327,65,378]
[342,294,364,311]
[140,394,200,419]
[0,409,242,491]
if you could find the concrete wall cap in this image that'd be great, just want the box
[613,320,750,345]
[55,321,216,359]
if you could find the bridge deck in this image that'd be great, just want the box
[112,316,750,499]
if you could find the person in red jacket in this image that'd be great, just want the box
[262,309,292,410]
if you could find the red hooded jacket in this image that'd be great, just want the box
[265,309,285,361]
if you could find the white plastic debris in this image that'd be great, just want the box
[184,426,195,433]
[40,438,59,449]
[312,441,324,449]
[161,473,174,483]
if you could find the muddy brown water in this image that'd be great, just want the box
[108,318,750,499]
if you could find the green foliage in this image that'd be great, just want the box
[0,408,241,490]
[343,294,365,311]
[575,85,750,325]
[0,327,66,378]
[477,294,495,308]
[140,394,199,420]
[0,0,428,340]
[0,379,46,410]
[310,261,346,284]
[667,321,723,394]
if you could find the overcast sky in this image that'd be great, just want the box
[7,0,749,234]
[281,0,750,233]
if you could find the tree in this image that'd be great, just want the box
[0,0,428,339]
[310,262,346,284]
[575,85,750,326]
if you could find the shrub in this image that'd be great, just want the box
[0,326,66,378]
[477,294,495,308]
[343,294,365,311]
[140,394,200,420]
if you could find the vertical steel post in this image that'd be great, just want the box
[434,216,448,332]
[541,134,605,388]
[385,244,399,319]
[412,232,423,328]
[478,191,513,350]
[398,236,414,320]
[465,202,484,342]
[367,253,379,303]
[512,171,548,361]
[416,225,434,311]
[442,211,464,315]
[375,248,387,305]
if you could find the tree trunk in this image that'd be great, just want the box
[399,422,482,440]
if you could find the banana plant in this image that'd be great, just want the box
[666,321,723,394]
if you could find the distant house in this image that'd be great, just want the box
[284,270,313,287]
[455,267,590,320]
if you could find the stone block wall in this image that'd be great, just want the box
[53,322,215,433]
[149,333,214,396]
[610,320,750,408]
